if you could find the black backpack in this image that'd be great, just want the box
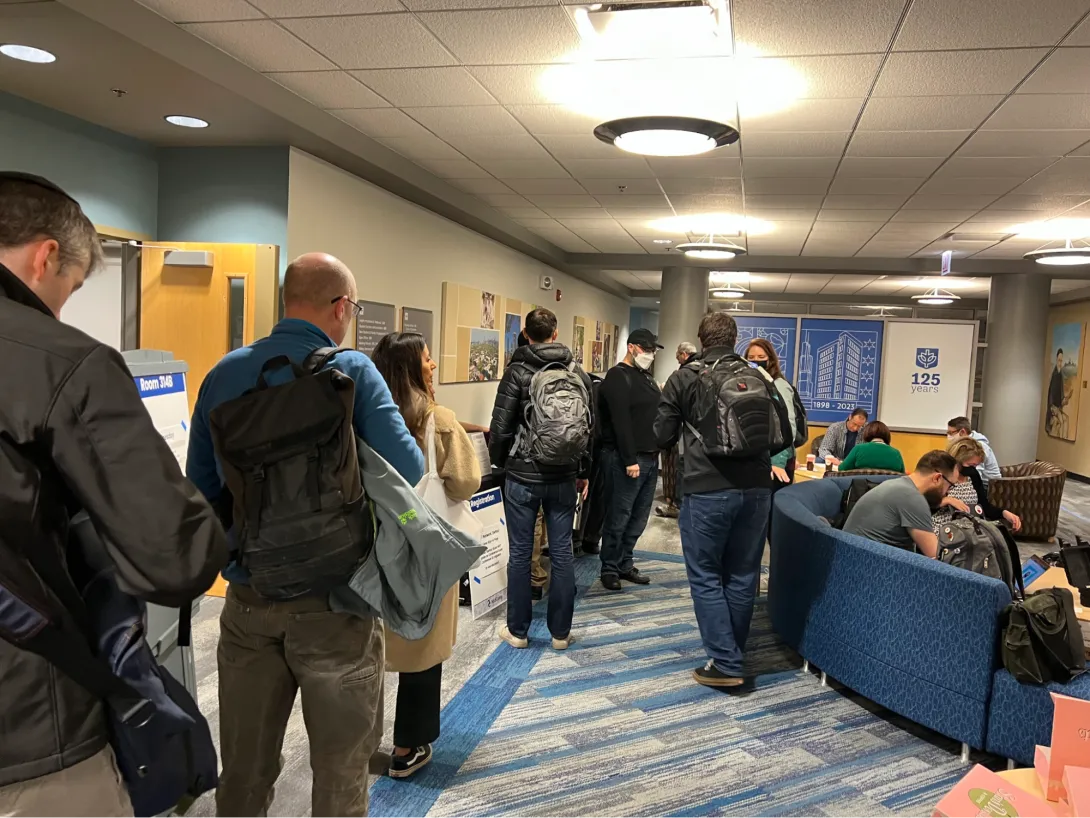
[1001,587,1085,685]
[937,511,1024,599]
[209,348,373,601]
[829,477,881,529]
[684,354,791,458]
[788,383,809,449]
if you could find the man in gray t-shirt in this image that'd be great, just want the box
[843,451,959,558]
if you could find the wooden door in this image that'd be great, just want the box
[140,242,278,416]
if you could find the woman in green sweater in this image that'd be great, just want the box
[838,420,905,472]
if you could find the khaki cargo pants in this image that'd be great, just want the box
[0,747,132,817]
[216,583,383,817]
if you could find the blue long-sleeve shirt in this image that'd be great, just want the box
[186,318,425,583]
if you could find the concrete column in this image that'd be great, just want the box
[980,273,1051,464]
[656,266,709,379]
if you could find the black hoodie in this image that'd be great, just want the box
[489,342,595,484]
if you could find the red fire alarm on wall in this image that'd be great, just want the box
[555,288,562,302]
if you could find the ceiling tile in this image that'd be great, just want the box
[783,274,833,291]
[658,178,742,195]
[740,98,863,131]
[182,21,335,72]
[743,157,841,177]
[1066,141,1090,156]
[378,133,464,160]
[744,177,831,194]
[732,0,905,56]
[442,133,551,161]
[916,176,1025,195]
[744,194,826,209]
[822,194,911,208]
[646,156,742,177]
[889,209,977,223]
[505,179,586,195]
[957,129,1090,156]
[902,194,1004,209]
[828,177,925,194]
[748,236,807,255]
[668,194,744,211]
[808,222,883,238]
[578,178,662,194]
[352,67,495,106]
[741,131,850,157]
[592,194,671,209]
[855,242,928,257]
[581,235,646,253]
[535,133,642,161]
[558,159,656,179]
[938,156,1058,177]
[476,193,532,206]
[984,95,1090,130]
[837,156,946,177]
[1017,48,1090,94]
[266,71,388,109]
[988,193,1089,211]
[331,107,430,137]
[873,222,958,237]
[415,157,491,177]
[449,177,514,194]
[857,96,1003,131]
[745,208,818,221]
[139,0,262,22]
[816,209,897,221]
[405,105,526,136]
[281,14,454,69]
[540,207,614,219]
[508,105,605,135]
[845,130,970,157]
[608,208,678,221]
[873,49,1046,96]
[403,0,556,10]
[476,157,572,178]
[562,220,627,235]
[746,54,883,98]
[250,0,402,14]
[895,0,1089,49]
[818,274,882,292]
[418,8,581,64]
[496,206,548,219]
[467,65,546,105]
[802,241,869,256]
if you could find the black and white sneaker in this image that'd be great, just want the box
[389,745,432,779]
[692,660,745,688]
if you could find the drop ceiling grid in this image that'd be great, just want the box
[156,0,1090,259]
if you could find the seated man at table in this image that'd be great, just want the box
[843,451,959,558]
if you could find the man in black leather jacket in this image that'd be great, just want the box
[489,308,594,652]
[0,173,228,815]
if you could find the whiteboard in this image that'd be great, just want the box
[877,321,976,432]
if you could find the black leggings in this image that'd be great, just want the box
[394,663,442,748]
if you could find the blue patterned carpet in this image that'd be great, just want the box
[369,552,972,817]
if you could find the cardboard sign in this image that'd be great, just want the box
[933,764,1055,817]
[468,487,509,619]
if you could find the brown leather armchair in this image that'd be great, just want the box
[987,461,1066,541]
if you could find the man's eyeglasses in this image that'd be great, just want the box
[331,295,364,318]
[940,473,957,489]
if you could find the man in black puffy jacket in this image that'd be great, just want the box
[489,308,594,652]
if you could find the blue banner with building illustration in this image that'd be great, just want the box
[733,316,799,382]
[797,318,884,424]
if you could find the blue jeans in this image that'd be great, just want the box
[504,478,578,640]
[679,488,771,676]
[600,449,659,578]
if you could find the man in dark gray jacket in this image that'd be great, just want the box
[0,173,228,815]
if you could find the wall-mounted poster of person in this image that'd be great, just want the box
[481,291,496,329]
[595,320,602,341]
[1046,321,1086,442]
[573,324,585,365]
[504,313,521,369]
[469,328,500,382]
[591,341,604,373]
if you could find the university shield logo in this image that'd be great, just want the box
[916,348,939,370]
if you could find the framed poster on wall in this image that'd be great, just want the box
[798,318,884,424]
[355,300,397,357]
[877,320,977,433]
[401,307,433,352]
[733,316,799,381]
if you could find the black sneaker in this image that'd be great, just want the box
[531,586,544,601]
[620,568,651,585]
[389,745,432,779]
[581,541,601,555]
[601,575,622,591]
[692,660,744,688]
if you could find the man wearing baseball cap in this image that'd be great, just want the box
[597,328,664,591]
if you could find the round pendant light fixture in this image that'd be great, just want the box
[676,240,746,260]
[1024,240,1090,266]
[711,284,749,299]
[912,287,960,306]
[0,44,56,63]
[594,116,739,157]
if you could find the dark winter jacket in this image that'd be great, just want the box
[488,342,595,484]
[0,262,228,787]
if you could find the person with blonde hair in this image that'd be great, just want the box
[933,436,1022,534]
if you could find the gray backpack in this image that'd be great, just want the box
[516,361,592,467]
[685,355,791,458]
[937,511,1024,599]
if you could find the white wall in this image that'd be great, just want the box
[287,149,630,426]
[62,244,122,349]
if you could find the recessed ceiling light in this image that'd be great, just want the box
[594,116,738,157]
[0,44,56,64]
[676,240,746,260]
[1024,245,1090,266]
[912,287,960,306]
[165,115,209,129]
[652,239,673,245]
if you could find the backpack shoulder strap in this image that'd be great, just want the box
[302,346,346,374]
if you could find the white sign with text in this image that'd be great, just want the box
[468,487,509,619]
[877,321,976,433]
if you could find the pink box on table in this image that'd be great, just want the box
[1063,766,1090,816]
[1048,693,1090,803]
[933,764,1055,817]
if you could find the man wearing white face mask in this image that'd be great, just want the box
[598,329,664,591]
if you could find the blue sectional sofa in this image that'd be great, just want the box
[769,477,1012,750]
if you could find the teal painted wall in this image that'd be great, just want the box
[0,92,158,236]
[630,307,659,336]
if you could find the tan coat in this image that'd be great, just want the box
[384,403,482,673]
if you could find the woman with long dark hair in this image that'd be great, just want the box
[371,332,481,779]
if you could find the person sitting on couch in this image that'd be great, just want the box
[934,437,1022,534]
[818,407,868,465]
[836,420,905,473]
[843,451,959,558]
